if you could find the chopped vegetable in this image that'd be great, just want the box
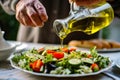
[53,52,64,59]
[46,50,56,53]
[30,59,44,72]
[12,47,110,74]
[91,63,99,72]
[68,58,81,66]
[81,58,93,64]
[60,47,69,53]
[69,47,76,52]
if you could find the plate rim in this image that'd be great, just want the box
[76,47,120,53]
[97,48,120,53]
[116,58,120,68]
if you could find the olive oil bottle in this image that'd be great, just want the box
[53,2,114,47]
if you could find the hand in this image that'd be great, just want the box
[69,0,106,7]
[16,0,48,27]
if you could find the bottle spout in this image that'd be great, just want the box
[53,20,66,35]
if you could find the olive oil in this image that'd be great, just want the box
[59,31,67,48]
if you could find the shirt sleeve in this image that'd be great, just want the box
[0,0,19,15]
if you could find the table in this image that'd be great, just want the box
[0,41,120,80]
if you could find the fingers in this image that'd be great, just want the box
[26,6,44,27]
[15,0,48,27]
[16,3,24,25]
[16,10,24,25]
[20,12,35,27]
[34,2,48,22]
[16,8,35,27]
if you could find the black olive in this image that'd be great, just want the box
[45,62,57,73]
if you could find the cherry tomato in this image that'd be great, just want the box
[30,62,33,68]
[87,54,92,58]
[46,50,56,53]
[60,48,69,53]
[69,48,76,52]
[91,63,99,72]
[53,52,64,59]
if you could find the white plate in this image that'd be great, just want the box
[97,48,120,53]
[15,43,28,52]
[10,55,114,77]
[116,58,120,68]
[77,47,120,53]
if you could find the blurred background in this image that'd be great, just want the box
[0,6,19,40]
[0,0,120,42]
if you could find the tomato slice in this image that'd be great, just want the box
[46,50,56,53]
[91,63,99,72]
[30,62,33,68]
[87,54,92,58]
[30,59,44,72]
[46,49,64,59]
[53,52,64,59]
[60,48,69,53]
[69,48,76,52]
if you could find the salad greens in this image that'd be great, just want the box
[11,47,110,74]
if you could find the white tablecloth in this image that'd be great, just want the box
[0,41,120,80]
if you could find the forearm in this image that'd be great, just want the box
[0,0,19,15]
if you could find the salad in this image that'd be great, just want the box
[11,47,110,75]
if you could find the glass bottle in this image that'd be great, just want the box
[53,2,114,40]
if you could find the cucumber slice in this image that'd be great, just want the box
[68,58,81,66]
[81,58,93,64]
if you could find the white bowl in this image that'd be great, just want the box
[0,43,19,61]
